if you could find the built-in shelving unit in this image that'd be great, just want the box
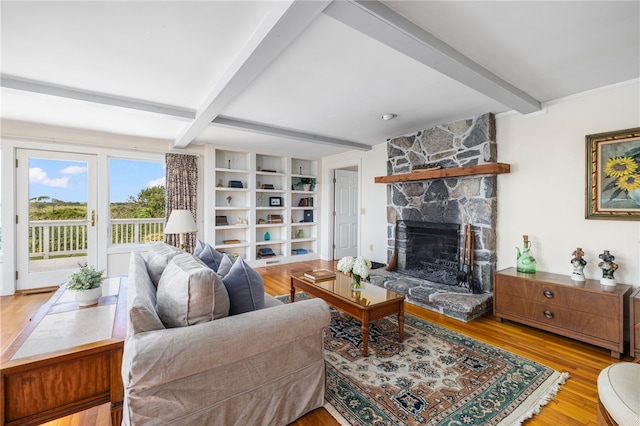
[213,150,251,260]
[211,149,319,266]
[374,162,510,183]
[290,157,318,261]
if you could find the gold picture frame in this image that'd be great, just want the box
[586,127,640,220]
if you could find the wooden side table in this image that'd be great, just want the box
[494,268,631,359]
[1,277,127,426]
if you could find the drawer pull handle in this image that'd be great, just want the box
[544,310,554,319]
[543,289,554,298]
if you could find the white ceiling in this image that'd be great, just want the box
[1,1,638,158]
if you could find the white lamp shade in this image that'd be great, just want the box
[164,210,197,234]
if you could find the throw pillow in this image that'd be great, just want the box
[157,253,230,327]
[193,239,206,257]
[216,254,233,277]
[196,243,224,272]
[222,257,265,315]
[146,242,182,287]
[128,252,165,333]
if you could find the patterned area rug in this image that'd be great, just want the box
[279,294,568,426]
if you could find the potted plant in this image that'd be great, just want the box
[67,264,105,306]
[296,177,316,191]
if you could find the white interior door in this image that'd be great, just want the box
[16,149,98,290]
[333,169,358,260]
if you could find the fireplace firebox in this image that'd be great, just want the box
[395,221,460,286]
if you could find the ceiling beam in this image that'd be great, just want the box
[324,0,541,114]
[0,74,195,119]
[173,0,333,149]
[212,116,371,151]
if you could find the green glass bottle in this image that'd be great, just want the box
[516,235,536,274]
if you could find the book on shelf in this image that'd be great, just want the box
[222,239,241,244]
[303,269,336,281]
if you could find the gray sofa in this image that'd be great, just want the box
[121,245,330,425]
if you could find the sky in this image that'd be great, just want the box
[29,158,165,203]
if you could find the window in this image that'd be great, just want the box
[109,158,165,245]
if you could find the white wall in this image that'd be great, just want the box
[320,143,388,263]
[496,81,640,286]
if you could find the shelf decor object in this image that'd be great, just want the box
[269,197,283,206]
[598,250,618,286]
[303,210,313,222]
[268,214,283,224]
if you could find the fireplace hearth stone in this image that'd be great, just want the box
[369,269,492,322]
[385,113,498,295]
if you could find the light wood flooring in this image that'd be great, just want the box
[1,259,633,425]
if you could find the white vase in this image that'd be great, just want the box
[629,188,640,206]
[74,286,103,306]
[303,184,311,191]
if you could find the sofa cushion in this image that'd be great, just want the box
[216,254,233,277]
[128,252,165,333]
[196,242,225,272]
[146,242,182,287]
[222,257,265,315]
[157,253,230,327]
[193,239,206,257]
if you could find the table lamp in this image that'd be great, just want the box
[164,209,197,250]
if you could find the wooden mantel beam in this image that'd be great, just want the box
[374,163,510,184]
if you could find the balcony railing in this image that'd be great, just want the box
[111,218,165,245]
[28,218,164,258]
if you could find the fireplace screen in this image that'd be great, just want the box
[396,221,460,285]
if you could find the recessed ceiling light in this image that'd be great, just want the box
[380,113,398,121]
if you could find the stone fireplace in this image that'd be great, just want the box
[396,221,460,286]
[369,113,498,321]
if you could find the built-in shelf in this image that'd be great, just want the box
[210,149,319,265]
[374,162,511,183]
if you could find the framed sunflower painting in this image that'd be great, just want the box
[586,127,640,220]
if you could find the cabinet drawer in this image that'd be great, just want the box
[495,296,620,343]
[494,276,618,316]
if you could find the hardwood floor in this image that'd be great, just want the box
[1,259,632,425]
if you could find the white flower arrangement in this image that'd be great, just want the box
[337,256,372,285]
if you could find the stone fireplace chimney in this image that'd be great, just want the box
[386,113,497,294]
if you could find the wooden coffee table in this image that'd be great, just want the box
[1,277,127,426]
[291,271,404,356]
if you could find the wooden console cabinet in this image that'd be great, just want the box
[1,277,126,425]
[494,268,631,359]
[630,287,640,358]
